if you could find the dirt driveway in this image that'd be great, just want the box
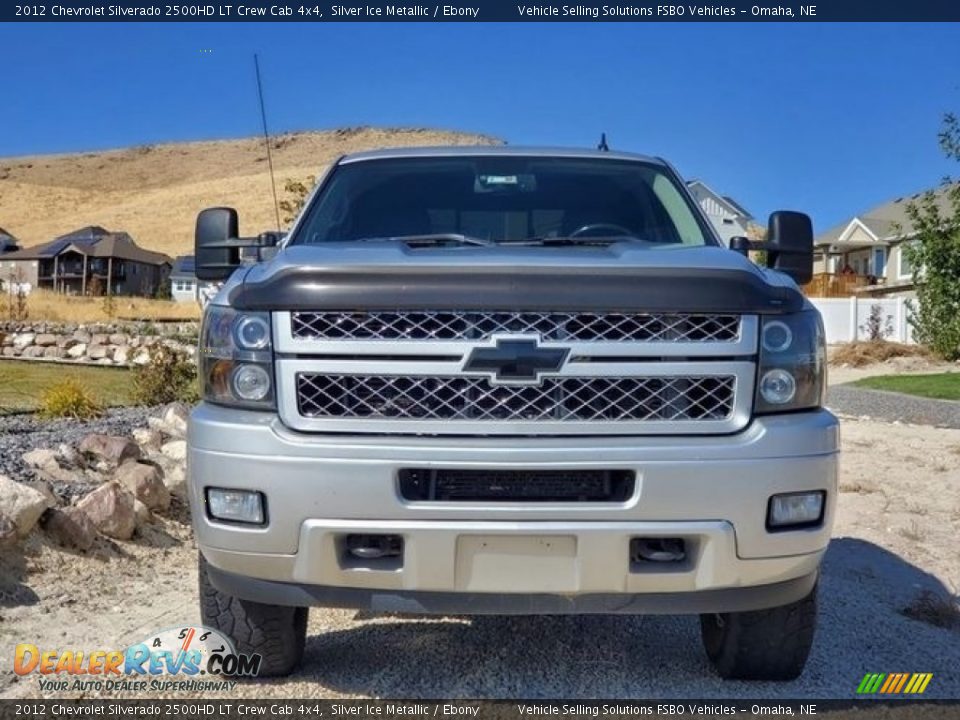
[2,418,959,700]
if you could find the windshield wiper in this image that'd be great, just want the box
[356,233,494,247]
[500,235,648,247]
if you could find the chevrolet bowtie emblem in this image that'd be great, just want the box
[461,338,570,385]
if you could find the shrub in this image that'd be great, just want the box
[132,343,199,405]
[859,304,894,342]
[38,378,103,420]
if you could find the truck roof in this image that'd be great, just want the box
[338,145,665,165]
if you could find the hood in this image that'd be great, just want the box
[227,241,805,314]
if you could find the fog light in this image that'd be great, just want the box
[759,368,797,405]
[207,488,265,525]
[768,491,825,530]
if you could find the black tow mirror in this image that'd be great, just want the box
[195,208,282,281]
[766,211,814,285]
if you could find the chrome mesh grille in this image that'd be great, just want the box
[290,311,740,343]
[296,374,736,422]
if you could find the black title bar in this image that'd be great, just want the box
[5,1,960,22]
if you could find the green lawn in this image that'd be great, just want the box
[0,360,136,413]
[853,372,960,401]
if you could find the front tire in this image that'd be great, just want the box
[198,553,308,677]
[700,585,817,681]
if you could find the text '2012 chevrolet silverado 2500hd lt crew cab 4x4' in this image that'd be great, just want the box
[188,146,837,680]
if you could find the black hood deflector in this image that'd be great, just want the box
[229,265,804,314]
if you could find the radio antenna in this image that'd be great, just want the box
[254,53,282,232]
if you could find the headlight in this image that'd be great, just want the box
[200,306,275,410]
[755,309,826,414]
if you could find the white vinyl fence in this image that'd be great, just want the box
[809,296,916,344]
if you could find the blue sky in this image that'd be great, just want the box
[2,22,958,231]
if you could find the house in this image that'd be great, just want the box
[686,179,755,246]
[170,255,199,303]
[1,226,172,297]
[810,182,957,298]
[0,227,20,254]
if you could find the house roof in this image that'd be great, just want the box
[170,255,196,279]
[815,182,959,248]
[1,226,171,266]
[685,179,754,220]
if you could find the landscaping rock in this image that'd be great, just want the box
[22,448,60,472]
[0,473,54,537]
[43,506,97,550]
[132,350,151,366]
[0,513,18,548]
[2,347,16,357]
[67,343,87,358]
[113,346,130,364]
[22,346,45,358]
[160,440,187,462]
[91,334,110,346]
[12,333,35,349]
[162,403,189,438]
[161,463,187,500]
[76,482,135,540]
[109,334,129,346]
[115,461,169,511]
[57,443,87,470]
[78,434,141,466]
[34,333,58,346]
[43,346,66,359]
[73,332,91,343]
[87,344,111,360]
[134,499,154,527]
[132,427,163,453]
[58,336,80,349]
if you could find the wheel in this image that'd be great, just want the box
[198,552,308,677]
[700,585,817,680]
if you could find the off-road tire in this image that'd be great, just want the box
[700,585,817,681]
[198,553,308,677]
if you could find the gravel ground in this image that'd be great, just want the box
[827,385,960,428]
[0,407,157,480]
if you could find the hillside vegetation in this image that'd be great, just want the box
[0,127,500,258]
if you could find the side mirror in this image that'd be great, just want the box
[195,208,282,281]
[766,210,813,285]
[195,207,240,281]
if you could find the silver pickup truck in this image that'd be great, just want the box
[188,146,838,680]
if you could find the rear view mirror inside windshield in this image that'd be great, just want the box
[475,173,537,193]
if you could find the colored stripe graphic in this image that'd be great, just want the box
[857,672,932,694]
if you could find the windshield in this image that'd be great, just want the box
[291,156,716,247]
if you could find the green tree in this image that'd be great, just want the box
[902,113,960,359]
[278,175,316,227]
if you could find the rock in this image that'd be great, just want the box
[34,333,58,346]
[43,506,97,550]
[22,346,45,358]
[160,440,187,462]
[0,474,54,537]
[73,331,91,344]
[12,333,35,349]
[113,346,130,364]
[57,443,87,469]
[132,427,163,453]
[109,333,129,345]
[67,343,87,358]
[91,333,110,346]
[132,350,150,366]
[58,336,80,349]
[134,499,154,527]
[78,434,141,466]
[76,483,135,540]
[162,403,190,438]
[2,346,16,357]
[87,344,112,360]
[162,463,187,499]
[22,448,60,471]
[43,346,66,359]
[115,461,169,511]
[0,513,18,548]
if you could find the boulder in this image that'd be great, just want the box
[132,427,163,453]
[73,331,91,344]
[109,333,129,346]
[91,333,110,346]
[58,336,80,349]
[160,440,187,462]
[2,347,17,357]
[67,343,88,358]
[22,346,45,358]
[34,333,58,346]
[113,346,130,365]
[22,448,60,472]
[161,463,187,500]
[115,461,169,512]
[132,350,151,366]
[12,333,35,349]
[78,434,141,466]
[87,344,112,360]
[162,403,190,438]
[57,443,87,470]
[76,483,135,540]
[43,506,97,550]
[43,346,66,359]
[0,474,54,537]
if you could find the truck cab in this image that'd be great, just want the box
[188,146,837,679]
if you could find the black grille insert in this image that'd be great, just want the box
[399,468,635,503]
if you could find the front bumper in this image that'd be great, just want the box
[188,404,839,613]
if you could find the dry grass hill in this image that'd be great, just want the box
[0,127,501,259]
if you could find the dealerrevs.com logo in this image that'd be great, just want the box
[14,625,261,693]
